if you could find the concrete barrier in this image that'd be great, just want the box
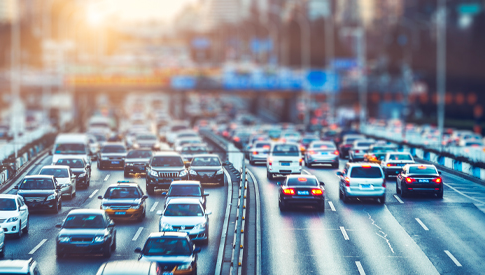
[444,157,453,169]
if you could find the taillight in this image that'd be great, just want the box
[283,188,295,195]
[387,163,396,167]
[253,151,258,155]
[300,146,305,151]
[405,177,415,183]
[382,181,386,188]
[268,158,273,166]
[344,177,350,187]
[233,137,240,142]
[311,189,323,195]
[355,150,360,153]
[299,158,303,166]
[334,150,339,155]
[433,177,442,183]
[309,150,316,155]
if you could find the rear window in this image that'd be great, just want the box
[350,167,383,178]
[255,143,271,149]
[101,145,126,153]
[388,154,413,161]
[287,177,318,186]
[356,142,373,147]
[409,166,438,175]
[151,156,184,167]
[311,143,336,149]
[272,145,299,156]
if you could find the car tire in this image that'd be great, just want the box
[249,160,255,165]
[318,202,325,212]
[342,190,349,203]
[111,233,116,251]
[437,189,443,199]
[332,163,339,169]
[380,195,386,204]
[146,184,155,195]
[267,171,273,180]
[22,217,29,234]
[15,221,22,239]
[103,242,112,258]
[395,181,400,194]
[138,210,146,222]
[56,247,64,259]
[68,189,73,200]
[400,185,408,198]
[278,200,287,211]
[0,246,4,257]
[52,201,59,214]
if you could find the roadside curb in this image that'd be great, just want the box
[215,168,233,275]
[246,168,261,275]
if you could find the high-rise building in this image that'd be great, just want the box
[0,0,18,23]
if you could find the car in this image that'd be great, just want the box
[15,175,62,213]
[249,141,271,165]
[349,140,375,162]
[0,194,29,239]
[95,260,158,275]
[124,149,153,177]
[0,258,40,274]
[336,163,386,203]
[299,135,320,153]
[54,158,91,189]
[165,122,191,144]
[396,164,443,198]
[98,143,128,169]
[39,165,76,199]
[157,198,211,243]
[266,142,302,180]
[135,232,201,275]
[281,131,301,143]
[174,137,203,152]
[180,144,209,163]
[133,133,161,150]
[277,174,325,211]
[304,141,339,168]
[98,181,148,221]
[87,135,101,159]
[55,209,116,258]
[363,144,399,164]
[338,134,366,158]
[231,130,252,149]
[188,154,225,186]
[162,181,209,209]
[51,133,92,165]
[245,134,269,159]
[381,152,415,179]
[0,223,4,255]
[146,152,189,195]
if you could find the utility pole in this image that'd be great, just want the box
[357,28,367,130]
[324,0,335,122]
[436,0,446,151]
[43,0,52,129]
[11,0,21,159]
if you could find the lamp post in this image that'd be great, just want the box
[10,0,21,159]
[436,0,447,151]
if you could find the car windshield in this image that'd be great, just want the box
[0,198,17,211]
[268,129,281,139]
[350,167,383,178]
[143,238,191,256]
[389,154,413,161]
[39,168,69,178]
[55,143,86,154]
[104,187,141,199]
[56,159,84,168]
[164,203,204,216]
[178,133,198,138]
[151,156,184,167]
[312,143,335,149]
[63,214,105,229]
[302,138,318,144]
[356,142,374,147]
[255,143,271,149]
[93,134,106,142]
[409,166,438,175]
[101,145,126,153]
[19,178,55,190]
[169,186,202,196]
[127,150,152,158]
[137,135,156,140]
[182,146,208,153]
[287,177,318,186]
[272,145,299,156]
[171,125,188,131]
[191,157,221,166]
[179,140,200,146]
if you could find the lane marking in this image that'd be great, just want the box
[444,250,462,267]
[415,218,429,231]
[340,226,350,240]
[216,169,233,275]
[302,170,311,175]
[29,239,47,254]
[328,201,336,211]
[132,227,144,241]
[150,202,159,212]
[104,174,110,181]
[444,182,485,204]
[393,195,404,204]
[88,189,99,199]
[355,261,366,275]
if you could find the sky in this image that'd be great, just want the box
[102,0,198,22]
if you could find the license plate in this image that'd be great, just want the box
[76,244,89,247]
[360,184,371,189]
[111,161,120,164]
[162,272,173,275]
[321,152,329,155]
[281,162,290,166]
[139,167,145,171]
[297,191,309,195]
[115,212,126,215]
[419,179,429,183]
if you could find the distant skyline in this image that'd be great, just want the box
[103,0,198,22]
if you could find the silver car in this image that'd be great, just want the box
[336,162,386,203]
[157,198,212,244]
[39,165,76,199]
[304,141,339,168]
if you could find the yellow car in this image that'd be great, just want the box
[98,181,148,221]
[363,145,398,164]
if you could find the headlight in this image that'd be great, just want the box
[216,169,224,175]
[179,170,188,177]
[160,222,173,231]
[94,235,107,243]
[101,205,111,210]
[47,194,56,201]
[6,217,18,223]
[189,170,197,175]
[78,173,86,178]
[193,222,206,230]
[58,236,70,243]
[101,156,109,160]
[176,263,192,271]
[131,205,140,209]
[126,163,134,166]
[150,170,158,177]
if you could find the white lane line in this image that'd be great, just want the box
[302,170,311,175]
[340,226,350,240]
[393,195,404,204]
[355,261,366,275]
[88,189,99,199]
[28,239,47,254]
[150,202,159,212]
[132,227,144,241]
[415,218,429,231]
[104,174,110,181]
[444,250,462,267]
[328,201,336,211]
[444,182,485,204]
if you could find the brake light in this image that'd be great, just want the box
[253,151,258,155]
[300,146,306,151]
[320,145,328,149]
[311,189,323,195]
[334,150,339,155]
[382,181,386,188]
[387,163,396,167]
[344,177,350,187]
[417,166,427,169]
[298,177,307,182]
[283,188,295,195]
[355,150,360,153]
[268,158,273,166]
[233,137,240,142]
[222,131,229,137]
[361,165,371,168]
[309,150,316,155]
[433,177,442,183]
[405,177,415,183]
[299,158,303,166]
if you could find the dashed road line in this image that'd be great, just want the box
[302,170,311,175]
[132,227,144,241]
[29,239,47,254]
[393,195,404,204]
[355,261,366,275]
[328,201,336,211]
[444,250,462,267]
[444,182,485,204]
[150,202,159,212]
[89,189,99,199]
[340,226,349,240]
[415,218,429,231]
[104,174,110,181]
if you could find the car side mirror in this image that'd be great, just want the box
[336,171,343,177]
[276,182,282,186]
[161,192,167,196]
[142,195,148,200]
[56,185,61,190]
[156,210,163,215]
[205,210,212,215]
[204,192,209,196]
[49,151,53,155]
[108,220,115,227]
[438,171,442,175]
[55,223,62,228]
[193,247,201,253]
[98,196,103,200]
[320,181,325,186]
[86,164,91,169]
[222,162,228,166]
[134,247,142,253]
[14,186,18,189]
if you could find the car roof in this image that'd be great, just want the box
[0,194,19,199]
[272,142,299,146]
[24,175,54,179]
[128,148,152,152]
[166,198,202,204]
[98,260,155,275]
[102,142,125,147]
[153,152,181,157]
[68,209,105,215]
[107,182,140,188]
[55,133,88,143]
[170,181,201,186]
[56,157,85,161]
[286,174,317,180]
[346,162,381,167]
[406,164,436,168]
[386,152,411,155]
[192,154,219,158]
[40,165,70,170]
[0,258,34,273]
[148,232,189,238]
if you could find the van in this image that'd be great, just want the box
[51,134,91,165]
[266,142,302,179]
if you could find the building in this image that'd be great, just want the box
[0,0,18,23]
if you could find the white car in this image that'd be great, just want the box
[349,140,375,162]
[0,194,29,239]
[266,142,302,179]
[39,165,77,199]
[173,137,203,152]
[249,141,271,165]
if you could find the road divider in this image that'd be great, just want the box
[29,239,48,255]
[393,195,404,204]
[104,174,110,181]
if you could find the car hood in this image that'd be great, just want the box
[0,211,19,220]
[55,178,71,185]
[140,255,192,265]
[161,215,206,226]
[190,166,221,171]
[52,154,89,165]
[165,196,203,206]
[152,166,185,172]
[71,168,86,175]
[102,198,142,206]
[59,228,108,236]
[125,158,150,163]
[17,190,56,196]
[100,153,127,158]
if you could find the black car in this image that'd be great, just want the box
[98,143,127,169]
[56,209,116,258]
[124,149,153,177]
[135,232,200,275]
[277,174,325,211]
[145,152,189,195]
[162,181,209,209]
[15,175,62,213]
[188,154,224,186]
[55,157,91,189]
[396,164,443,198]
